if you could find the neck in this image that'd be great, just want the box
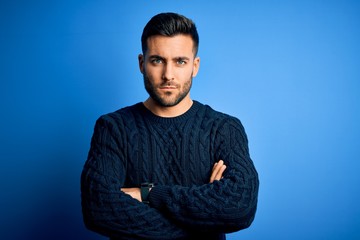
[143,97,193,118]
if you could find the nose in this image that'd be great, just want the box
[162,63,174,81]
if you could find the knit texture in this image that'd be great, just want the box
[81,101,259,240]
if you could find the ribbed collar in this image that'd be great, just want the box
[136,100,202,125]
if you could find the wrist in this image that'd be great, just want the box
[140,182,155,204]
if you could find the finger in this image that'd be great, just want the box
[210,161,222,183]
[214,160,223,170]
[210,160,224,183]
[212,162,218,171]
[211,161,220,173]
[213,165,226,181]
[218,165,227,179]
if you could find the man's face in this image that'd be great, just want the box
[139,35,200,107]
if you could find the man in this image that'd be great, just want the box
[81,12,259,240]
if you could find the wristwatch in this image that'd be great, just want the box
[141,182,155,204]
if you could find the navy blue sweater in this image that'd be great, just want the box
[81,101,259,240]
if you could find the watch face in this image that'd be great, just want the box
[141,182,155,188]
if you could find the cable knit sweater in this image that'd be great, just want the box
[81,101,259,240]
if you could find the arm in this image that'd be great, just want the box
[146,117,259,233]
[81,115,188,239]
[121,160,227,201]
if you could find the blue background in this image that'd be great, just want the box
[1,0,359,239]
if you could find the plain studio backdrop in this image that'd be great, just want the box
[1,1,359,239]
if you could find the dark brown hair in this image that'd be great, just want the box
[141,12,199,56]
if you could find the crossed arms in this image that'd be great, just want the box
[121,160,227,201]
[81,114,259,239]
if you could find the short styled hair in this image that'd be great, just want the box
[141,12,199,56]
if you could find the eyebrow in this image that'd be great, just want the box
[175,56,191,61]
[148,55,191,61]
[148,55,164,60]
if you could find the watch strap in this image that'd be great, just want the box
[141,182,155,204]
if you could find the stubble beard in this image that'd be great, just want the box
[143,74,193,107]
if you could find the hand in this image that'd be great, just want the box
[121,188,142,202]
[209,160,226,183]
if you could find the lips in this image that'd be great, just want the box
[160,86,176,89]
[159,83,178,89]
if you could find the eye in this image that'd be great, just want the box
[150,58,163,64]
[177,59,187,65]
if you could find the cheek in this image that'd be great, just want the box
[181,67,194,79]
[145,66,162,79]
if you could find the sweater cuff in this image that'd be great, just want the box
[148,185,170,209]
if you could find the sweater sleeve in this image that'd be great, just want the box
[148,117,259,233]
[81,115,188,239]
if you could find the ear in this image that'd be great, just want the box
[192,57,200,77]
[138,54,145,74]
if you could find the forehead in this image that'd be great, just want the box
[146,35,195,57]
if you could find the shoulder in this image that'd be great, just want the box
[194,102,248,146]
[94,102,143,129]
[101,102,143,120]
[195,101,245,130]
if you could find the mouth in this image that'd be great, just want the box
[159,83,178,90]
[160,86,177,90]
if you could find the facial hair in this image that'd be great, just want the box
[143,73,193,107]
